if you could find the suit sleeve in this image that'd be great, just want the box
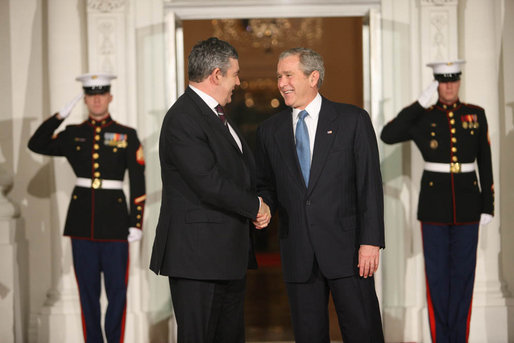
[380,101,425,144]
[162,110,259,220]
[28,114,66,156]
[127,129,146,229]
[355,109,385,248]
[255,125,278,214]
[476,110,494,215]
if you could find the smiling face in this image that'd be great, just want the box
[277,54,319,110]
[216,58,240,106]
[438,80,460,105]
[84,92,112,120]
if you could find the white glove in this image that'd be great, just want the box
[479,213,493,226]
[417,80,439,108]
[58,92,83,119]
[127,227,143,242]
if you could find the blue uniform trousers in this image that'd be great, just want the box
[421,223,479,343]
[71,239,129,343]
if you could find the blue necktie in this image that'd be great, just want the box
[295,110,310,186]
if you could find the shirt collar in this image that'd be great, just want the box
[189,85,219,113]
[88,114,112,127]
[292,93,322,120]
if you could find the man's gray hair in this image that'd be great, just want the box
[188,37,238,82]
[279,47,325,89]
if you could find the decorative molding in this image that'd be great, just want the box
[420,0,458,5]
[87,0,125,12]
[429,11,449,61]
[97,19,116,73]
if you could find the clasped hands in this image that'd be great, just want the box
[253,197,271,229]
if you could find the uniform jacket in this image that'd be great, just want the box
[381,100,494,224]
[256,97,385,283]
[28,114,146,240]
[149,87,259,280]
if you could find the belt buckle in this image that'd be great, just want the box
[92,178,102,189]
[450,162,461,173]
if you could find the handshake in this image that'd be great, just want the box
[253,197,271,230]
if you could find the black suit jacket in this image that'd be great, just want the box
[256,97,385,283]
[150,87,259,280]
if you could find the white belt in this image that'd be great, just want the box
[76,177,124,190]
[424,162,475,173]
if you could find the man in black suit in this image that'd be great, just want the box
[149,37,270,343]
[255,47,384,342]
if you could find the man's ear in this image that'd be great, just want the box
[209,68,222,85]
[309,70,320,88]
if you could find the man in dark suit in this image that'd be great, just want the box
[149,37,270,343]
[28,73,146,342]
[255,47,385,342]
[381,60,494,342]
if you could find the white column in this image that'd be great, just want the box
[35,0,86,342]
[459,0,513,341]
[418,1,459,340]
[0,166,20,343]
[86,1,149,342]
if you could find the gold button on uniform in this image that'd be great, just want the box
[449,112,454,118]
[95,135,100,141]
[118,198,123,203]
[429,181,434,186]
[451,128,456,134]
[76,146,81,151]
[452,156,458,162]
[113,148,118,152]
[452,137,457,143]
[94,171,100,177]
[450,119,455,125]
[431,132,436,136]
[137,214,141,219]
[94,144,99,150]
[452,147,457,152]
[73,195,78,199]
[137,206,142,210]
[93,153,99,159]
[96,127,101,133]
[94,163,99,169]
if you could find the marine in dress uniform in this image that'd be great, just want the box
[381,61,494,343]
[28,73,146,343]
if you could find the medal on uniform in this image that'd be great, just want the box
[430,139,438,149]
[462,122,468,129]
[104,132,128,148]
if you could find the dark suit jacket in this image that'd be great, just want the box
[256,97,385,283]
[150,87,259,280]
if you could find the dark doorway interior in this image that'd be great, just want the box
[183,17,363,341]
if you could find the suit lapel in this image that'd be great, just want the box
[308,98,338,194]
[274,109,306,189]
[186,87,242,155]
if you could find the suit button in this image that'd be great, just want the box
[306,200,311,206]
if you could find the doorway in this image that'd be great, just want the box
[180,17,363,342]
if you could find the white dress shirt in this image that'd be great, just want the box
[292,93,322,163]
[190,85,243,152]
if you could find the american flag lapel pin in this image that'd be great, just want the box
[327,130,333,134]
